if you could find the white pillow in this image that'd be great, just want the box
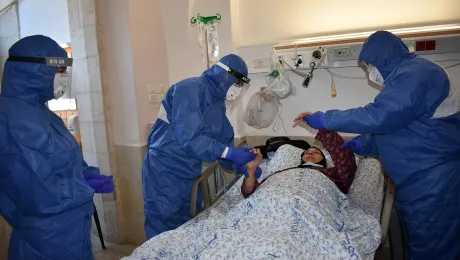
[347,157,385,219]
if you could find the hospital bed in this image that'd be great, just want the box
[192,137,394,245]
[126,136,395,259]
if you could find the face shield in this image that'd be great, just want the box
[7,55,73,99]
[215,61,251,101]
[215,62,251,114]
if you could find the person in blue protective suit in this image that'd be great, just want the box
[301,31,460,260]
[0,35,112,260]
[142,54,256,239]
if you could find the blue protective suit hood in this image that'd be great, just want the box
[1,35,66,104]
[0,35,95,259]
[324,31,460,259]
[202,54,248,99]
[359,31,415,79]
[142,54,247,238]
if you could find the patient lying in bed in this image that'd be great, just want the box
[123,131,381,260]
[242,129,357,198]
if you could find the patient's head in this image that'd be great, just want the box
[302,147,327,167]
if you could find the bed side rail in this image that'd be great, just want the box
[380,174,395,246]
[190,138,247,217]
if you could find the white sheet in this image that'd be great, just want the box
[123,146,382,260]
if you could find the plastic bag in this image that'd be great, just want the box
[197,21,207,69]
[243,89,279,129]
[265,54,294,99]
[207,21,219,67]
[191,14,221,68]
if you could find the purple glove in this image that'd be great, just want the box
[85,175,114,193]
[303,112,325,130]
[225,147,256,165]
[342,138,361,153]
[236,165,262,179]
[83,166,114,193]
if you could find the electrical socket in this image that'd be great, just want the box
[293,54,303,68]
[334,47,351,58]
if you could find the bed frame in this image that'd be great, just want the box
[190,136,395,247]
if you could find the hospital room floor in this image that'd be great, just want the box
[91,234,137,260]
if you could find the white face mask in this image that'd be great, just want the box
[302,162,324,168]
[367,64,384,86]
[225,84,242,101]
[54,73,69,99]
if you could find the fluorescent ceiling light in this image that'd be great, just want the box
[292,24,460,44]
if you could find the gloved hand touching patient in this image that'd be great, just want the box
[294,111,325,130]
[241,149,263,196]
[224,147,257,165]
[342,137,361,153]
[245,149,263,177]
[83,166,114,193]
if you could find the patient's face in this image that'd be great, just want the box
[302,148,324,164]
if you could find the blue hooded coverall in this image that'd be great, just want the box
[0,36,95,259]
[323,31,460,259]
[142,54,248,239]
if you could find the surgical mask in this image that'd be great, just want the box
[302,162,324,168]
[54,73,69,99]
[225,84,242,100]
[367,64,384,86]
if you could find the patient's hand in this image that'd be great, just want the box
[241,149,263,196]
[294,111,312,122]
[246,148,263,173]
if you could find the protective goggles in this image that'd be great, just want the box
[7,55,73,67]
[216,62,250,87]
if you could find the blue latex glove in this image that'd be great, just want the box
[303,112,325,130]
[342,138,361,153]
[225,147,256,165]
[236,165,262,179]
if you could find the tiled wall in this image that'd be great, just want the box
[0,2,19,94]
[67,0,121,243]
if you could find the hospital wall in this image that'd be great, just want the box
[234,46,460,138]
[17,0,71,45]
[231,0,460,47]
[95,0,171,244]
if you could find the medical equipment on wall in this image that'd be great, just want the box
[191,13,221,69]
[265,51,295,99]
[301,47,326,88]
[243,88,287,132]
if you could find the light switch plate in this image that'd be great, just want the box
[149,94,158,103]
[148,85,157,94]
